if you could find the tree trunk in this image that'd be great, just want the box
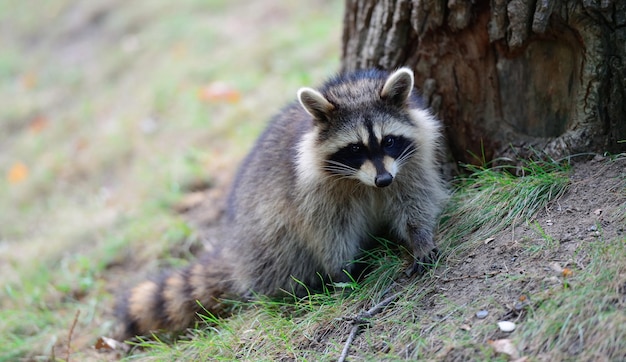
[342,0,626,164]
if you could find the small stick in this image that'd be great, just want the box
[338,324,360,362]
[66,310,80,362]
[338,292,400,362]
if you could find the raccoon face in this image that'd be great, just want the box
[298,68,418,188]
[323,121,417,187]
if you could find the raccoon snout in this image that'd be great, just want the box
[375,172,393,187]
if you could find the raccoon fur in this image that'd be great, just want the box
[116,67,448,339]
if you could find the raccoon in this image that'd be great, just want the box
[116,67,448,339]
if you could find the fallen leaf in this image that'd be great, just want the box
[562,268,573,277]
[460,324,472,331]
[94,336,113,350]
[29,116,48,133]
[95,336,129,352]
[7,162,29,183]
[332,282,355,289]
[488,338,520,359]
[197,82,241,103]
[483,237,495,244]
[518,295,527,302]
[593,208,602,216]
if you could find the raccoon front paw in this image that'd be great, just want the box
[406,247,440,276]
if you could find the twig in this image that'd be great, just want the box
[438,270,502,283]
[338,292,400,362]
[338,324,360,362]
[67,310,80,362]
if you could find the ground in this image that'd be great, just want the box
[1,0,624,361]
[176,155,625,361]
[420,157,625,360]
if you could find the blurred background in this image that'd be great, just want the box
[0,0,341,358]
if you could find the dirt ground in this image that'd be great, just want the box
[418,156,625,359]
[434,157,624,304]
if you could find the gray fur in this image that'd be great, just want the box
[118,68,448,338]
[225,67,447,295]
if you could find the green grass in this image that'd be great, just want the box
[439,159,570,253]
[517,235,626,359]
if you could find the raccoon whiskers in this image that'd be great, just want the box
[322,166,355,176]
[396,146,418,167]
[314,165,354,184]
[323,160,358,177]
[318,172,353,184]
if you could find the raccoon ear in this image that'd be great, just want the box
[381,67,415,105]
[298,87,335,122]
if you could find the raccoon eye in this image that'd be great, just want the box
[383,136,395,148]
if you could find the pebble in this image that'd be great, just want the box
[497,321,516,332]
[476,310,489,319]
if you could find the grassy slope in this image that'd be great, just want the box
[133,159,625,361]
[0,0,340,360]
[1,1,624,361]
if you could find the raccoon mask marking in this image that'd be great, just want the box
[297,68,418,188]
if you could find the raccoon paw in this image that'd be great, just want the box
[406,248,440,276]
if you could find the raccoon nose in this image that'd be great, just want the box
[375,172,393,188]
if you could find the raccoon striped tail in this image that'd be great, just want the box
[115,251,238,339]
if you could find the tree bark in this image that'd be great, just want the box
[342,0,626,164]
